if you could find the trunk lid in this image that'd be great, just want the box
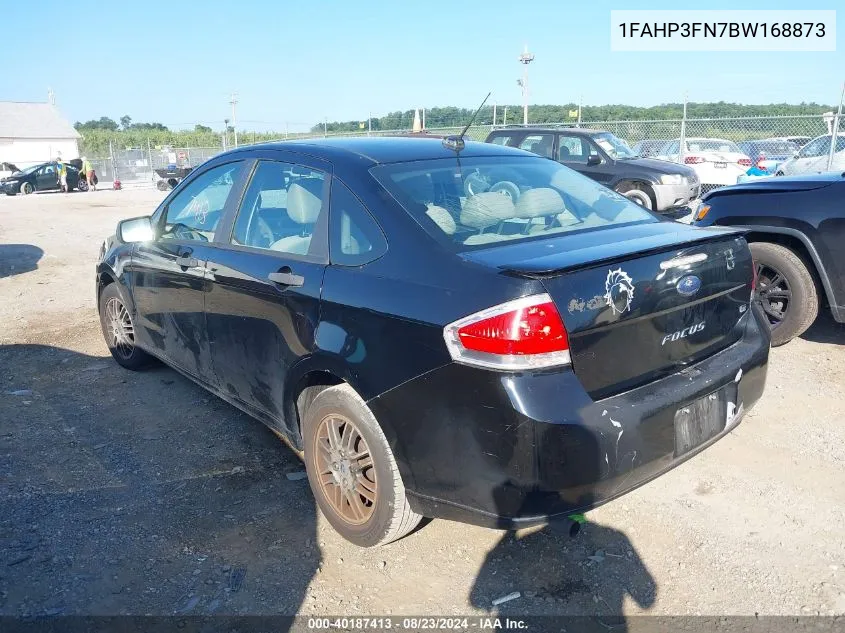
[462,224,754,399]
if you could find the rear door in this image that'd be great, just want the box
[130,160,247,382]
[204,155,331,430]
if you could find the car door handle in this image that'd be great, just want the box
[268,267,304,287]
[176,254,199,268]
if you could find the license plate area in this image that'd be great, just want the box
[714,162,727,169]
[674,385,736,456]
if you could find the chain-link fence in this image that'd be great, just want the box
[87,112,842,193]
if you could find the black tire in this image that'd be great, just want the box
[77,179,88,192]
[749,242,819,346]
[302,383,422,547]
[156,179,169,191]
[20,182,33,195]
[98,283,154,370]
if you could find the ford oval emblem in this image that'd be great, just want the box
[677,275,702,296]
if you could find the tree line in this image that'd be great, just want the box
[313,102,837,132]
[75,102,837,156]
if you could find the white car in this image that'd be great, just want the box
[656,138,751,192]
[775,134,845,176]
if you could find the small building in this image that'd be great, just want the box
[0,101,81,169]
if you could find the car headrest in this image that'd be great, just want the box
[287,179,323,224]
[460,192,516,229]
[514,188,566,218]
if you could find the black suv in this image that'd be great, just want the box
[694,172,844,345]
[485,127,699,214]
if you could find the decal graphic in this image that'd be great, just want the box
[604,268,635,315]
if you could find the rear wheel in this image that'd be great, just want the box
[749,242,819,346]
[98,283,154,369]
[302,384,422,547]
[20,182,33,195]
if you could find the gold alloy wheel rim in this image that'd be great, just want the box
[313,414,377,525]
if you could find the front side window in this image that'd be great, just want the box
[371,156,655,252]
[160,162,243,242]
[558,135,589,163]
[231,161,327,256]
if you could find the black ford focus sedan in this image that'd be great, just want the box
[96,137,770,547]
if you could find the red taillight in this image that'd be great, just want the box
[684,156,705,164]
[444,294,571,370]
[738,158,752,167]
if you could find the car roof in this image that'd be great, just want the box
[489,126,609,136]
[224,137,529,165]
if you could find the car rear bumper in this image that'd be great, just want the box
[652,181,700,211]
[368,302,770,529]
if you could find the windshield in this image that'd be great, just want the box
[370,156,655,252]
[687,140,741,153]
[592,132,636,159]
[18,164,42,176]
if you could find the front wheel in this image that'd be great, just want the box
[749,242,819,346]
[98,283,154,369]
[303,384,422,547]
[621,188,653,210]
[20,182,33,195]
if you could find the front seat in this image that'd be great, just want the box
[269,178,323,254]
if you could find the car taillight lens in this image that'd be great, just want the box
[443,294,571,370]
[684,156,705,164]
[738,158,752,167]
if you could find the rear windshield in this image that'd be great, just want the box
[687,140,741,153]
[370,156,656,251]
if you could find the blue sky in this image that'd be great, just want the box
[1,0,841,132]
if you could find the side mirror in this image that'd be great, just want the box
[587,154,602,166]
[118,216,154,243]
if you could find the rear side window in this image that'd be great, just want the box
[488,134,516,146]
[518,134,554,158]
[371,156,655,252]
[329,179,387,266]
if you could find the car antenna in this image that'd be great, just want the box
[442,92,492,153]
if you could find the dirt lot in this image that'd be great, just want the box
[1,189,844,619]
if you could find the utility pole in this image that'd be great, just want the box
[679,92,688,165]
[368,112,372,136]
[324,117,328,137]
[826,82,845,171]
[229,93,239,147]
[422,108,426,131]
[492,102,497,128]
[518,44,535,126]
[503,106,508,126]
[223,119,230,151]
[578,94,583,127]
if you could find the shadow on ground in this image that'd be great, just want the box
[0,344,317,624]
[0,245,43,279]
[800,311,845,345]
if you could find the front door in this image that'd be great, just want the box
[35,164,57,191]
[130,160,247,382]
[205,156,330,431]
[556,134,613,184]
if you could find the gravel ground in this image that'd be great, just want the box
[1,190,843,618]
